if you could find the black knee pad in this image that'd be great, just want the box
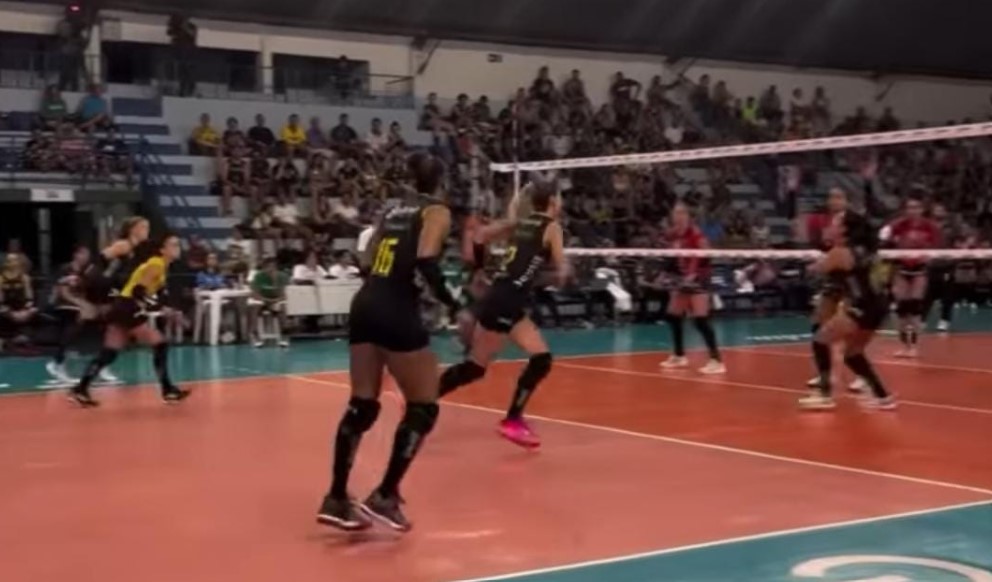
[152,342,168,362]
[521,352,553,385]
[96,348,119,367]
[442,360,486,385]
[692,317,714,333]
[895,300,913,317]
[843,353,868,370]
[402,402,440,436]
[906,298,923,316]
[341,397,381,434]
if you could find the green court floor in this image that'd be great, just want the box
[478,502,992,582]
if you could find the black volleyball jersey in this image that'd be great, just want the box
[86,243,137,300]
[827,248,881,310]
[366,195,445,299]
[493,213,554,292]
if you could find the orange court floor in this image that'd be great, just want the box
[1,314,991,582]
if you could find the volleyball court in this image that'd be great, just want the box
[4,123,992,582]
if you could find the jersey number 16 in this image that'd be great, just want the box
[371,238,399,276]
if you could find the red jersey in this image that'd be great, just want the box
[668,224,711,279]
[888,217,940,268]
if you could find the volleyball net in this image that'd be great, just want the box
[489,121,992,262]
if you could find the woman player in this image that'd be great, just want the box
[316,153,458,533]
[801,211,895,411]
[805,187,867,391]
[69,234,190,407]
[659,202,725,374]
[437,181,568,449]
[81,216,153,385]
[46,245,96,383]
[882,195,940,357]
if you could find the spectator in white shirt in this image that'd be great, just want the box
[664,116,685,146]
[328,251,360,279]
[366,118,389,154]
[272,196,311,238]
[330,191,362,236]
[292,250,328,283]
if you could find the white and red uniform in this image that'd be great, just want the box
[888,217,940,275]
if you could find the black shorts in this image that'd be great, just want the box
[348,286,429,352]
[474,283,529,333]
[846,297,888,331]
[106,296,149,329]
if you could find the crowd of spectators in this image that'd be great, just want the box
[10,83,132,185]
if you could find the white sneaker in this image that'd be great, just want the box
[893,347,918,359]
[860,395,898,411]
[660,356,689,369]
[798,394,837,411]
[699,359,726,375]
[97,368,120,384]
[806,376,822,388]
[253,339,265,348]
[937,320,950,332]
[278,339,290,348]
[46,361,76,384]
[848,377,868,393]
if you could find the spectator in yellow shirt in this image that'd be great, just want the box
[190,113,220,156]
[280,114,307,157]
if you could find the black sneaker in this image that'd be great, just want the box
[316,495,370,531]
[68,385,99,408]
[360,489,411,532]
[162,385,191,404]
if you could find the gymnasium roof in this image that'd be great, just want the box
[68,0,992,79]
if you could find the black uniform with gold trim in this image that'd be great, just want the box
[475,213,554,333]
[829,248,888,331]
[106,255,168,328]
[348,195,442,352]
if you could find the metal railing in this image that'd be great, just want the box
[0,130,136,190]
[0,49,103,92]
[155,60,414,109]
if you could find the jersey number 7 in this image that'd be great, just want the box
[371,238,399,276]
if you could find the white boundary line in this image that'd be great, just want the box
[286,373,992,496]
[557,361,992,416]
[727,345,992,377]
[447,499,992,582]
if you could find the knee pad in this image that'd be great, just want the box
[446,360,487,385]
[402,402,440,436]
[692,317,714,332]
[906,298,923,316]
[152,342,168,362]
[341,397,381,435]
[521,352,553,385]
[96,348,119,368]
[895,300,912,317]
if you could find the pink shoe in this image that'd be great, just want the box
[498,418,541,449]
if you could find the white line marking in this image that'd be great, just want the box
[447,499,992,582]
[729,346,992,377]
[557,361,992,416]
[285,373,992,496]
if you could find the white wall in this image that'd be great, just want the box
[1,1,990,125]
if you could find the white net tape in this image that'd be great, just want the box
[562,248,992,260]
[491,122,992,173]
